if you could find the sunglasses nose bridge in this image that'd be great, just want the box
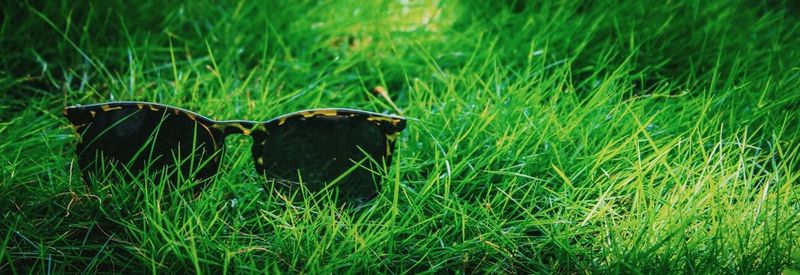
[213,121,262,136]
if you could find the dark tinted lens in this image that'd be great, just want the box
[258,115,393,203]
[74,108,221,185]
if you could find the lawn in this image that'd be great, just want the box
[2,0,799,273]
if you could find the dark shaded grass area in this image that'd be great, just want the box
[2,0,799,273]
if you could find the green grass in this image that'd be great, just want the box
[2,0,800,273]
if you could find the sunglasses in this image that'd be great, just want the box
[64,101,406,203]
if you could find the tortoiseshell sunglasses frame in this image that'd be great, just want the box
[64,101,407,185]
